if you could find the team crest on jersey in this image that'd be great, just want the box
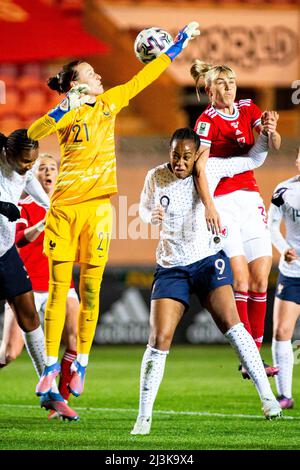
[49,240,56,250]
[220,226,228,238]
[231,121,239,129]
[197,121,210,137]
[237,137,246,147]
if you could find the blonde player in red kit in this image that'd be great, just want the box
[191,60,281,378]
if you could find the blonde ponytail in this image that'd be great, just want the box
[191,60,236,102]
[190,60,214,102]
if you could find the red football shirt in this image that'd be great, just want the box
[194,99,262,196]
[15,196,74,291]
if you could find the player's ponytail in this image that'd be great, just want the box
[47,60,84,94]
[190,60,213,102]
[190,60,213,84]
[191,60,236,102]
[47,75,62,93]
[5,129,38,160]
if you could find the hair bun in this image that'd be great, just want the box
[47,75,62,93]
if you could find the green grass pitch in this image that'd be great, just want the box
[0,345,300,450]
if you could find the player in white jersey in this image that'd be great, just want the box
[0,129,78,420]
[0,154,79,419]
[131,128,282,435]
[268,149,300,409]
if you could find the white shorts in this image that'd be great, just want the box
[4,287,78,323]
[215,190,272,262]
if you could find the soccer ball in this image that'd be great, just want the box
[134,27,173,64]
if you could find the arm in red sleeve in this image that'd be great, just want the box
[15,206,30,247]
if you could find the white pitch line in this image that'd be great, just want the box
[0,403,299,420]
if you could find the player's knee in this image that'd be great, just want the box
[4,347,20,364]
[249,279,268,292]
[149,330,173,350]
[233,279,249,292]
[17,310,40,331]
[217,313,239,335]
[48,281,71,306]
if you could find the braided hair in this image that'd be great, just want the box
[0,129,38,161]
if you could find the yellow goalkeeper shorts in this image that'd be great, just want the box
[44,197,113,266]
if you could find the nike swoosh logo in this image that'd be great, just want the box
[217,276,226,280]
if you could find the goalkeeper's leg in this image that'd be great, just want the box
[68,263,105,397]
[36,260,73,396]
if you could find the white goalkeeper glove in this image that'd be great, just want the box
[48,84,91,122]
[165,21,200,61]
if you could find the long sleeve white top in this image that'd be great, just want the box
[0,158,49,257]
[268,175,300,277]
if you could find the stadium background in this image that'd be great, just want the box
[0,0,299,346]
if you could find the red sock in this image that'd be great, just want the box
[59,349,77,401]
[248,291,267,350]
[234,291,252,335]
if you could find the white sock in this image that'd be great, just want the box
[22,326,46,377]
[46,356,58,367]
[138,345,168,418]
[225,323,275,401]
[272,338,293,398]
[76,353,89,367]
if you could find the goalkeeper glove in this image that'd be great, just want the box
[0,201,20,222]
[48,84,91,123]
[165,22,200,61]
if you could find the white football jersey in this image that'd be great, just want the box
[0,158,49,258]
[268,176,300,277]
[140,134,268,267]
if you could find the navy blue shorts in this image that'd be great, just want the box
[275,272,300,305]
[0,245,32,301]
[151,250,233,308]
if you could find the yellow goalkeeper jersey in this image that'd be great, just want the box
[28,54,171,206]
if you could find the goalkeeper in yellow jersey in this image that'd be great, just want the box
[30,23,200,399]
